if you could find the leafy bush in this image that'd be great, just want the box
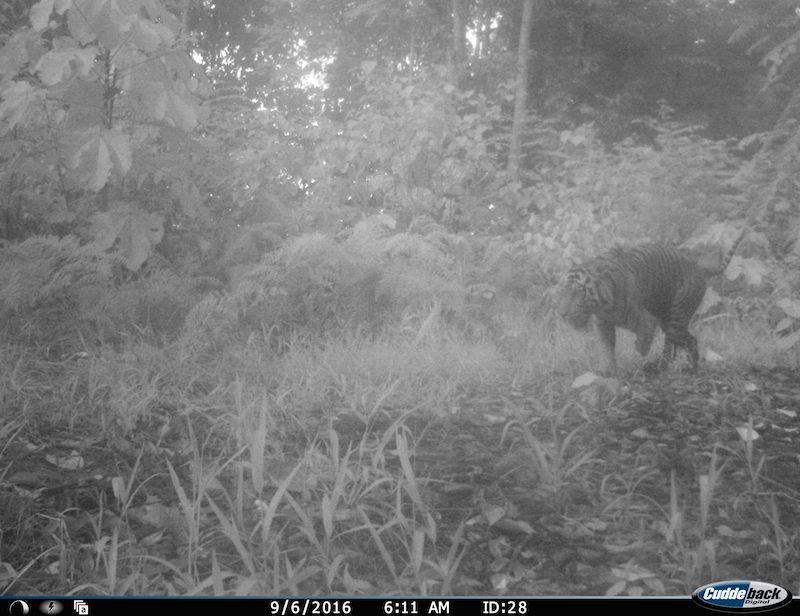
[0,235,110,313]
[525,113,744,271]
[302,65,529,233]
[0,1,206,268]
[79,269,221,342]
[182,214,521,353]
[0,235,112,348]
[0,233,226,348]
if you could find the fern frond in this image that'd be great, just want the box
[222,222,283,266]
[284,232,339,266]
[728,16,759,46]
[349,212,397,244]
[0,235,111,315]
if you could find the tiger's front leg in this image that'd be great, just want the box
[663,329,700,372]
[645,333,698,373]
[595,319,617,373]
[633,311,658,357]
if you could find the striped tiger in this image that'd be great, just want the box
[557,231,744,371]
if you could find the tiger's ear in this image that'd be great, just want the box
[595,276,615,306]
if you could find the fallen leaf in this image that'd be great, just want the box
[572,372,599,389]
[736,425,759,442]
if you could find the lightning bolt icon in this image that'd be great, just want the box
[48,603,54,614]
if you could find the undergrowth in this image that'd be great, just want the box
[0,296,798,595]
[0,218,797,596]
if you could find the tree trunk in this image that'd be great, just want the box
[451,0,467,82]
[508,0,536,180]
[479,1,493,59]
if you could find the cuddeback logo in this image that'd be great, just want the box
[692,580,793,613]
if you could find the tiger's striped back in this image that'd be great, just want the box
[597,244,706,327]
[557,232,743,371]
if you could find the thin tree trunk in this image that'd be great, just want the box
[577,2,588,69]
[181,0,191,33]
[451,0,467,82]
[480,1,493,58]
[508,0,536,180]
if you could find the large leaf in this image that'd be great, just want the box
[90,201,164,270]
[128,14,174,51]
[126,63,169,120]
[34,44,96,86]
[117,208,164,271]
[29,0,71,31]
[90,204,126,251]
[171,179,210,222]
[165,90,198,131]
[777,297,800,319]
[0,29,44,76]
[69,128,132,192]
[64,0,175,51]
[0,81,45,132]
[123,57,198,128]
[67,0,131,47]
[725,256,766,286]
[61,78,105,127]
[696,287,721,316]
[29,0,54,31]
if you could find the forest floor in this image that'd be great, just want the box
[413,366,800,594]
[1,352,798,596]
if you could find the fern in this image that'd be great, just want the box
[80,268,215,341]
[733,115,800,228]
[214,214,482,346]
[221,222,284,267]
[180,291,241,355]
[0,235,111,316]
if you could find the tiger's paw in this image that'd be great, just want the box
[643,358,669,374]
[643,358,698,374]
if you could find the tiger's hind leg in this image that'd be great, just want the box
[642,330,698,373]
[663,328,699,371]
[643,326,680,373]
[643,350,670,374]
[658,280,704,371]
[595,319,617,373]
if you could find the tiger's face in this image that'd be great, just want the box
[556,267,602,329]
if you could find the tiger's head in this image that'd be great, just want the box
[556,266,614,329]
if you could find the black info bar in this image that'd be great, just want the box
[4,597,799,616]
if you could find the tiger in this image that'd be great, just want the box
[556,231,744,372]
